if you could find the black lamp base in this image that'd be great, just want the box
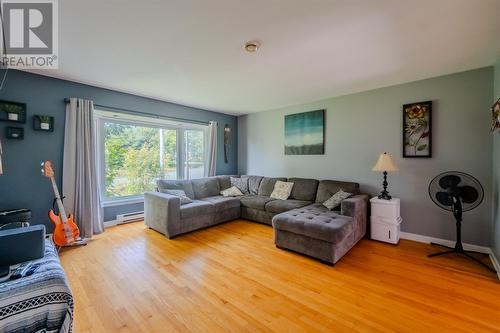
[378,171,392,200]
[378,191,392,200]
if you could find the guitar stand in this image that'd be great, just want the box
[68,238,89,246]
[428,242,496,273]
[56,238,89,252]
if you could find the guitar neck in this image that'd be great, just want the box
[50,176,69,222]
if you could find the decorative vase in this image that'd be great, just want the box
[40,122,50,130]
[7,113,19,121]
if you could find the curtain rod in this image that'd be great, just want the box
[63,98,209,126]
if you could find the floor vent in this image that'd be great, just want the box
[116,211,144,224]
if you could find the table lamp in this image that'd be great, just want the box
[372,152,399,200]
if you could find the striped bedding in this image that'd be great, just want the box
[0,240,73,333]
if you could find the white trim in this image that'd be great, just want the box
[103,212,144,228]
[400,232,499,279]
[490,251,500,280]
[94,109,208,130]
[103,220,118,228]
[400,232,490,253]
[101,196,144,208]
[116,211,144,223]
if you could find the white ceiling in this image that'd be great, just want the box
[30,0,500,115]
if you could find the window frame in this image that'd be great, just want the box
[94,109,208,206]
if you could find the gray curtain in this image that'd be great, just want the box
[207,121,217,177]
[62,98,103,238]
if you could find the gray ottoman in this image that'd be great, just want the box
[272,197,367,265]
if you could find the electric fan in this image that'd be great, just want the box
[428,171,496,272]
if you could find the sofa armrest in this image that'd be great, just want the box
[341,194,369,238]
[144,192,181,238]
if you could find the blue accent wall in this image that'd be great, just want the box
[0,70,238,229]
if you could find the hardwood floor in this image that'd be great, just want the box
[59,220,500,333]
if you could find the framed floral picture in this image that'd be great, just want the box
[403,101,432,158]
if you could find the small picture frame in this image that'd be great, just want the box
[33,115,54,132]
[403,101,432,158]
[0,100,27,123]
[6,127,24,140]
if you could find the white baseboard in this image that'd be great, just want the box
[399,232,491,253]
[103,220,118,228]
[103,218,143,229]
[400,232,500,280]
[489,250,500,280]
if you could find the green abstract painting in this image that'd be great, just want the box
[285,110,325,155]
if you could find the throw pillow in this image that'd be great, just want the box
[230,176,249,194]
[161,189,192,205]
[270,181,294,200]
[323,190,352,210]
[220,186,244,197]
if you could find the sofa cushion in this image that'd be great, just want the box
[230,176,249,194]
[180,200,215,219]
[265,199,312,214]
[240,195,276,210]
[315,180,360,203]
[220,186,244,197]
[246,176,263,195]
[323,190,352,210]
[217,175,237,191]
[157,179,195,199]
[272,204,354,243]
[191,177,220,199]
[160,189,193,205]
[270,181,294,200]
[288,178,319,201]
[200,195,241,212]
[258,177,287,197]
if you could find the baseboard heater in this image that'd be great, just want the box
[116,211,144,224]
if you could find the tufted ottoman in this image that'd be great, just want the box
[272,200,367,265]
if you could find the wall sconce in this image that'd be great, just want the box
[491,98,500,133]
[224,124,230,164]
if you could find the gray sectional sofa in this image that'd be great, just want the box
[144,175,368,264]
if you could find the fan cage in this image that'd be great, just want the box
[428,171,484,212]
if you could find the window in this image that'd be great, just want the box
[184,129,205,179]
[95,110,207,204]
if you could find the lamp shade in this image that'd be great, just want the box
[372,152,399,172]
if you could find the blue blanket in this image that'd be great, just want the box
[0,240,73,333]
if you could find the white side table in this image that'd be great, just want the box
[370,197,402,244]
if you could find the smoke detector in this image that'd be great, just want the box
[244,41,261,53]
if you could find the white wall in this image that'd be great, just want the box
[238,67,494,246]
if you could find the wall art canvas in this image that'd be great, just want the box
[285,109,325,155]
[403,101,432,158]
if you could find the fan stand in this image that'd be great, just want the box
[428,197,496,273]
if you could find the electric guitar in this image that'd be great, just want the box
[42,161,85,247]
